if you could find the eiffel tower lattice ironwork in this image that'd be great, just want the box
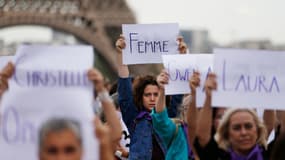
[0,0,136,72]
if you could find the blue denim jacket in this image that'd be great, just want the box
[118,77,167,160]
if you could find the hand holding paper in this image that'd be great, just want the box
[177,36,187,54]
[0,62,14,96]
[88,68,105,93]
[204,73,217,97]
[156,69,169,89]
[115,34,126,53]
[122,23,179,64]
[189,71,200,94]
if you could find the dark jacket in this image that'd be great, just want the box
[194,136,269,160]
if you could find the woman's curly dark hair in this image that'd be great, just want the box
[132,75,159,111]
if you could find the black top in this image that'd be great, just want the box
[151,134,165,160]
[194,136,269,160]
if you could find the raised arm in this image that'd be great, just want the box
[152,70,178,147]
[116,35,129,78]
[187,71,200,146]
[167,36,188,117]
[0,62,14,129]
[88,68,122,143]
[155,70,169,113]
[115,35,138,129]
[196,73,217,147]
[94,117,115,160]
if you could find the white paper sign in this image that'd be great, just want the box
[162,54,213,107]
[122,23,179,64]
[213,48,285,110]
[0,45,99,160]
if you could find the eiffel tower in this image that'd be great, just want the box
[0,0,136,78]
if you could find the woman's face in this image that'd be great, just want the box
[40,129,82,160]
[228,111,258,156]
[142,84,159,111]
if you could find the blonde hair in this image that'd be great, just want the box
[214,108,267,151]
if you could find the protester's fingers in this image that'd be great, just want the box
[87,68,95,76]
[116,41,125,52]
[7,62,14,75]
[158,71,169,83]
[191,71,200,86]
[193,70,200,76]
[157,76,164,84]
[0,62,15,78]
[212,80,217,90]
[157,76,168,89]
[190,78,200,87]
[87,69,98,81]
[161,69,169,74]
[210,78,217,90]
[157,70,168,83]
[88,68,103,81]
[205,72,217,90]
[87,69,105,92]
[161,76,169,84]
[119,34,125,40]
[207,72,216,79]
[116,35,126,52]
[194,77,201,86]
[177,37,187,54]
[178,45,187,54]
[160,69,167,75]
[0,62,12,91]
[177,36,183,43]
[159,71,169,79]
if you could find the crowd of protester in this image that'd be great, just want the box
[0,34,285,160]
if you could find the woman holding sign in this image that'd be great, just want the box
[192,74,272,160]
[193,73,271,160]
[116,35,187,160]
[151,70,200,160]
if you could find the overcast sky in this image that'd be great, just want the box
[126,0,285,45]
[0,26,52,44]
[0,0,284,46]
